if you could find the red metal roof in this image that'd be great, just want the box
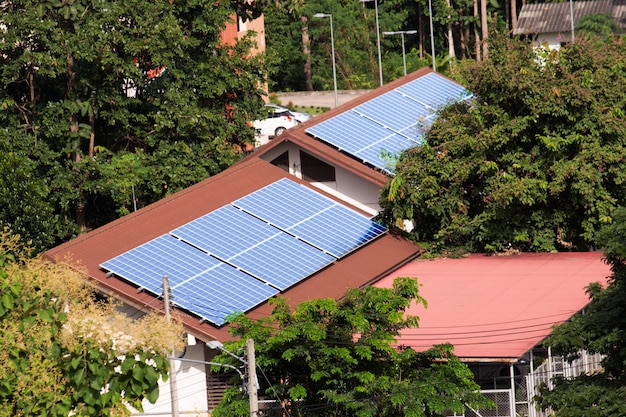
[374,252,612,362]
[43,157,421,342]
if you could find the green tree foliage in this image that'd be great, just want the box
[576,13,620,40]
[212,277,490,417]
[0,0,266,247]
[0,230,183,416]
[535,207,626,416]
[379,33,626,254]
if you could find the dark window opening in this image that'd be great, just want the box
[270,151,289,173]
[300,151,336,182]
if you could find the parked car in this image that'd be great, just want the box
[253,105,301,138]
[264,103,313,123]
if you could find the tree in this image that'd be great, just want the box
[0,230,183,416]
[0,0,266,242]
[212,277,491,417]
[379,33,626,254]
[575,13,620,40]
[534,207,626,416]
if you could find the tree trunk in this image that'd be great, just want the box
[510,0,518,32]
[481,0,488,60]
[67,51,87,231]
[474,0,481,61]
[301,15,313,91]
[446,0,456,60]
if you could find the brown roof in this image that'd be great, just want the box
[43,157,421,342]
[248,67,456,185]
[514,0,626,35]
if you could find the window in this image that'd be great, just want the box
[300,151,335,182]
[270,151,289,173]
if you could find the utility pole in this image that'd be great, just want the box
[247,339,259,417]
[163,277,179,417]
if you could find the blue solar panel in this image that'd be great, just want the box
[234,179,387,258]
[100,234,221,293]
[289,205,387,258]
[305,112,415,169]
[353,91,433,135]
[305,72,471,172]
[171,205,282,260]
[101,178,388,326]
[233,179,332,230]
[353,133,418,172]
[230,233,335,290]
[172,263,278,325]
[395,72,471,109]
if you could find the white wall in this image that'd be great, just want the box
[136,344,211,417]
[259,141,382,215]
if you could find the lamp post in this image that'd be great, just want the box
[382,30,417,75]
[360,0,383,86]
[313,13,338,108]
[428,0,436,71]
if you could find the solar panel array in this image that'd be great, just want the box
[100,178,386,326]
[305,72,471,173]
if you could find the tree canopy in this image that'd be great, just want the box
[535,207,626,416]
[379,33,626,254]
[211,277,491,417]
[0,231,184,416]
[0,0,266,252]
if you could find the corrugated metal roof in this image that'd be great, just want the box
[374,253,612,362]
[514,0,626,35]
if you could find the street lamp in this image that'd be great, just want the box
[313,13,338,108]
[382,30,417,76]
[428,0,436,71]
[360,0,383,86]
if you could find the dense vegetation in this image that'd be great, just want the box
[0,0,266,252]
[212,277,491,417]
[379,33,626,253]
[0,231,183,416]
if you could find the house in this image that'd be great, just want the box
[41,67,606,416]
[42,67,468,416]
[513,0,626,48]
[375,253,612,417]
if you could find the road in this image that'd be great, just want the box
[275,90,372,109]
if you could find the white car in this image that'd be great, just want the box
[253,105,301,138]
[264,103,313,123]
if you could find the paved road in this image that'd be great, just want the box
[275,90,371,109]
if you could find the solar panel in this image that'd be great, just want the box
[234,179,387,258]
[229,233,336,290]
[305,72,471,172]
[101,178,387,326]
[288,204,387,258]
[172,263,278,325]
[100,234,221,293]
[353,91,433,135]
[171,205,282,260]
[304,112,414,168]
